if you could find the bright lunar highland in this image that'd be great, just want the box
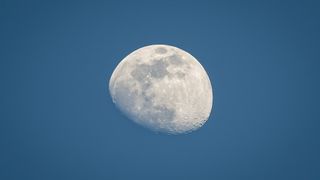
[109,45,213,134]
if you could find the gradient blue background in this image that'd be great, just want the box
[1,0,320,179]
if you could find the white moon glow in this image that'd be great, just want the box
[109,45,213,134]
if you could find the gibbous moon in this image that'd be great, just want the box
[109,45,213,134]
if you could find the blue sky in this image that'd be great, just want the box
[1,0,320,179]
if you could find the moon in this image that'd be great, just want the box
[109,45,213,134]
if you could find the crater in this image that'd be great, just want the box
[175,71,186,78]
[155,47,167,54]
[142,91,155,105]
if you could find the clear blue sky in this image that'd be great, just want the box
[1,0,320,179]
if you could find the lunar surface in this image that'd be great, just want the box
[109,45,213,134]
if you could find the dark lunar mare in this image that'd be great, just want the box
[130,59,176,127]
